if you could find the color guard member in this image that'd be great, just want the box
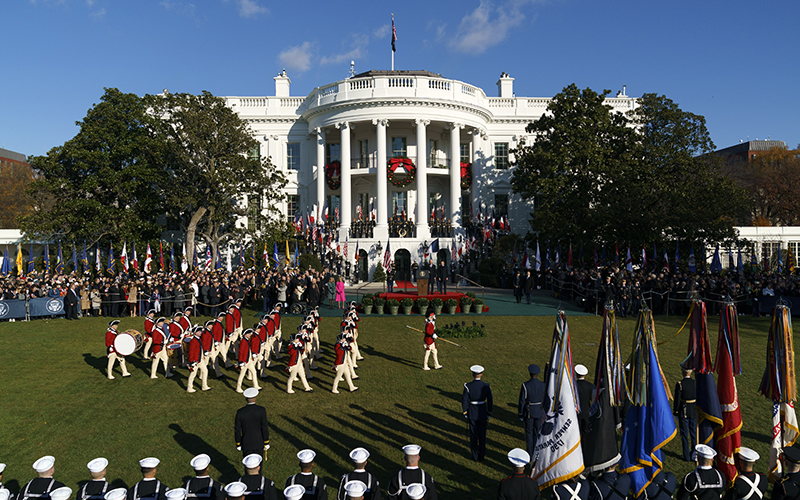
[462,365,493,462]
[286,335,313,394]
[518,364,545,460]
[238,455,278,500]
[184,454,224,500]
[17,456,65,500]
[235,329,261,394]
[588,457,630,500]
[337,448,378,500]
[186,326,211,393]
[674,367,697,462]
[331,335,359,394]
[143,309,156,359]
[127,458,167,500]
[769,447,800,500]
[677,445,724,500]
[723,448,766,500]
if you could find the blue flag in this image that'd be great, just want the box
[193,245,199,270]
[28,243,35,274]
[44,243,51,274]
[688,244,696,273]
[675,241,680,267]
[696,372,723,445]
[737,243,744,273]
[545,245,550,270]
[71,243,78,274]
[169,245,176,273]
[712,244,722,273]
[55,241,64,274]
[777,246,784,273]
[430,238,440,254]
[273,242,279,269]
[107,242,115,274]
[600,245,607,266]
[1,246,9,276]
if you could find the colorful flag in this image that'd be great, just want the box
[145,243,153,274]
[711,244,722,273]
[534,242,541,272]
[626,245,632,272]
[714,301,743,484]
[106,242,115,274]
[205,247,212,271]
[44,243,51,274]
[71,242,77,274]
[641,244,647,269]
[16,242,23,276]
[737,243,744,274]
[95,244,101,273]
[285,241,290,268]
[169,245,176,273]
[383,240,392,273]
[159,241,164,271]
[663,248,670,273]
[263,242,268,267]
[181,243,188,273]
[55,241,64,274]
[0,246,9,277]
[28,243,34,274]
[273,242,279,270]
[686,301,722,445]
[675,241,680,267]
[688,244,696,273]
[391,13,397,52]
[120,242,128,271]
[130,242,137,273]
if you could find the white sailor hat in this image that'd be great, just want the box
[104,488,127,500]
[283,485,306,500]
[297,449,316,464]
[507,448,530,467]
[349,447,370,463]
[242,454,263,469]
[138,457,160,468]
[243,387,260,399]
[165,488,187,500]
[50,487,72,500]
[406,483,426,500]
[739,447,760,462]
[575,364,588,376]
[695,444,717,459]
[402,444,422,456]
[0,490,10,500]
[470,365,484,374]
[0,463,5,473]
[87,458,108,473]
[190,454,211,470]
[225,482,247,499]
[344,480,367,498]
[32,456,55,472]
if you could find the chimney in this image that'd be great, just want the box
[274,69,291,97]
[497,72,514,98]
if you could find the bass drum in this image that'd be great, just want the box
[114,329,144,356]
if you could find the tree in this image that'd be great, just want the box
[0,162,35,228]
[147,91,287,264]
[21,88,166,246]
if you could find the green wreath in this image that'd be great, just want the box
[460,162,472,189]
[387,157,416,188]
[325,161,341,190]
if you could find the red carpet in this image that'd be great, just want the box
[393,280,416,289]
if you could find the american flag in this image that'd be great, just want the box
[451,239,458,263]
[391,14,397,52]
[357,204,363,220]
[383,240,392,272]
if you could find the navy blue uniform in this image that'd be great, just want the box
[588,471,631,500]
[497,473,540,500]
[723,471,766,500]
[518,377,545,459]
[677,467,724,500]
[674,377,697,462]
[645,471,676,500]
[462,378,493,461]
[553,479,589,500]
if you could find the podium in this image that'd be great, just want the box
[417,270,429,297]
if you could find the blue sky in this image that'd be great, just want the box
[2,0,798,158]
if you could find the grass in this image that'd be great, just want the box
[0,310,782,499]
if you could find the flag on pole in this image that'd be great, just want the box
[391,13,397,52]
[567,243,573,270]
[663,248,670,273]
[686,301,722,445]
[688,244,696,273]
[712,244,722,273]
[626,245,633,272]
[106,242,115,274]
[205,247,212,271]
[522,249,529,270]
[55,241,64,274]
[44,243,51,274]
[121,242,128,272]
[28,243,35,274]
[737,243,744,274]
[130,242,137,273]
[95,244,101,273]
[145,244,153,274]
[294,241,299,267]
[169,245,176,273]
[383,240,392,273]
[263,243,268,268]
[545,245,550,271]
[273,242,279,270]
[713,301,743,484]
[215,248,222,270]
[531,311,584,488]
[285,241,291,268]
[343,238,349,261]
[159,241,165,271]
[593,246,599,270]
[675,241,680,268]
[641,244,647,269]
[451,238,458,264]
[17,242,24,276]
[534,242,541,272]
[71,242,78,274]
[0,246,9,277]
[182,243,188,273]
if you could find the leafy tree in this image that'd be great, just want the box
[0,162,35,228]
[21,88,166,246]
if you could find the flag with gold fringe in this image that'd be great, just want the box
[713,300,743,484]
[686,300,723,445]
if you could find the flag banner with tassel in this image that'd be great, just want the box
[713,300,743,485]
[531,311,584,488]
[620,307,676,497]
[686,300,723,445]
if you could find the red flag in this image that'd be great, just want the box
[391,14,397,52]
[714,303,743,484]
[159,241,164,270]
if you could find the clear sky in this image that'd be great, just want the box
[2,0,798,158]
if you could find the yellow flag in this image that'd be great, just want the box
[285,241,290,267]
[16,242,23,275]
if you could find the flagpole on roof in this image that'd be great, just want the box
[391,13,396,71]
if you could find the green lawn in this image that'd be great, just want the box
[0,310,781,499]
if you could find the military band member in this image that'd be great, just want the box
[286,335,313,394]
[387,446,437,500]
[337,449,378,500]
[723,448,766,500]
[255,316,270,378]
[224,305,238,368]
[165,488,186,500]
[462,365,493,462]
[284,450,327,500]
[150,318,172,379]
[17,456,65,500]
[168,312,186,367]
[76,458,110,500]
[233,299,244,337]
[677,445,725,500]
[235,329,261,394]
[422,313,442,371]
[186,326,211,393]
[263,314,278,368]
[588,457,630,500]
[143,309,156,360]
[238,455,278,500]
[341,481,366,500]
[127,458,167,500]
[210,315,226,377]
[271,305,283,360]
[771,447,800,500]
[249,324,264,382]
[553,476,589,500]
[332,335,359,394]
[674,367,697,462]
[179,307,193,333]
[235,388,270,459]
[518,364,545,460]
[340,327,359,381]
[310,307,322,361]
[645,471,677,500]
[497,449,539,500]
[184,455,224,500]
[105,320,131,380]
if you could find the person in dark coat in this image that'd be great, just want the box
[588,459,631,500]
[677,445,724,500]
[574,364,594,437]
[462,365,493,462]
[497,448,539,500]
[723,447,766,500]
[512,271,523,303]
[17,456,65,500]
[645,470,677,500]
[185,454,225,500]
[523,270,534,304]
[64,282,80,320]
[674,367,697,462]
[553,476,589,500]
[437,260,447,294]
[518,364,545,460]
[773,447,800,500]
[234,388,270,459]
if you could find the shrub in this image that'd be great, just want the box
[415,297,429,309]
[363,293,374,300]
[435,321,487,338]
[361,296,373,306]
[387,298,400,307]
[373,262,386,282]
[400,298,414,307]
[466,291,477,299]
[299,253,322,272]
[460,296,473,306]
[431,297,444,307]
[445,298,458,307]
[373,296,386,307]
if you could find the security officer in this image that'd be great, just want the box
[337,448,379,500]
[588,457,630,500]
[234,388,270,459]
[462,365,493,462]
[723,448,766,500]
[553,476,589,500]
[674,367,697,462]
[497,449,539,500]
[105,320,131,380]
[76,458,110,500]
[127,458,167,500]
[644,470,676,500]
[771,447,800,500]
[386,445,437,500]
[17,456,65,500]
[184,455,224,500]
[238,455,278,500]
[574,364,594,437]
[284,450,327,500]
[676,445,724,500]
[518,364,545,459]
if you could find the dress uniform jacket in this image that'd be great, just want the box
[645,471,676,500]
[211,321,224,345]
[238,338,253,365]
[518,378,545,420]
[225,313,236,339]
[674,378,697,419]
[18,478,66,500]
[284,473,327,500]
[677,467,725,500]
[183,477,224,500]
[463,379,493,420]
[337,471,380,500]
[76,479,109,500]
[723,471,767,500]
[496,472,540,500]
[588,471,631,500]
[232,306,242,329]
[106,328,118,354]
[771,471,800,500]
[235,402,270,456]
[187,336,202,366]
[576,379,595,432]
[387,467,437,500]
[127,479,168,500]
[553,478,589,500]
[237,475,278,500]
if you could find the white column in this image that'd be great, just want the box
[449,123,463,231]
[373,118,389,241]
[338,122,352,235]
[415,118,430,239]
[471,128,485,221]
[315,128,325,214]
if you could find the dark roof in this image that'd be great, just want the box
[715,140,787,157]
[351,70,445,79]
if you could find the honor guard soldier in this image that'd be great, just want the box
[337,449,379,500]
[224,305,238,367]
[143,309,156,359]
[186,327,211,393]
[224,483,246,500]
[674,367,697,462]
[127,457,168,500]
[233,299,244,337]
[235,388,270,459]
[150,318,173,379]
[76,458,110,500]
[644,471,677,500]
[574,364,594,437]
[332,335,359,394]
[588,457,630,500]
[422,313,442,371]
[235,329,261,394]
[283,486,305,500]
[179,307,194,333]
[553,476,589,500]
[284,450,327,500]
[262,314,278,368]
[239,455,278,500]
[497,448,540,500]
[462,365,493,462]
[724,448,766,500]
[677,445,725,500]
[18,456,65,500]
[286,335,313,394]
[518,364,545,459]
[341,482,366,500]
[271,305,284,360]
[184,455,223,500]
[387,445,437,500]
[255,316,270,378]
[771,447,800,500]
[106,320,132,380]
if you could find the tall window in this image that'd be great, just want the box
[429,140,441,167]
[249,194,263,231]
[392,192,407,216]
[495,194,509,217]
[359,140,370,169]
[286,194,299,224]
[460,143,470,164]
[789,241,800,260]
[762,241,781,266]
[249,144,260,161]
[391,137,407,158]
[286,143,300,170]
[358,192,370,218]
[326,195,340,221]
[326,144,340,163]
[430,192,443,218]
[494,142,509,169]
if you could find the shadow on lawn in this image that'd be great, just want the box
[169,423,239,483]
[360,345,418,368]
[82,353,108,376]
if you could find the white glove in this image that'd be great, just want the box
[236,446,241,451]
[432,334,438,339]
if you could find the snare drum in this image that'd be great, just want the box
[167,342,182,366]
[114,329,144,356]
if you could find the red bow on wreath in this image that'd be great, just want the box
[387,158,416,188]
[460,162,472,189]
[325,161,341,190]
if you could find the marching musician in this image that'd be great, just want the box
[184,454,224,500]
[723,448,766,500]
[263,313,278,368]
[271,305,283,360]
[17,456,65,500]
[286,335,313,394]
[310,306,322,361]
[168,312,186,367]
[677,445,724,500]
[340,326,359,381]
[105,320,131,380]
[186,326,211,393]
[284,450,327,500]
[127,458,167,500]
[255,315,270,377]
[210,314,226,378]
[331,334,359,394]
[233,298,244,337]
[238,455,278,500]
[76,458,110,500]
[422,313,442,371]
[235,329,260,394]
[336,448,377,500]
[224,305,238,368]
[386,445,437,500]
[179,307,193,333]
[248,324,264,382]
[150,317,172,379]
[143,309,156,360]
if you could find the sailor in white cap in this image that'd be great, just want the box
[17,456,65,500]
[183,455,223,500]
[165,489,186,500]
[497,449,539,500]
[105,320,131,379]
[404,484,426,500]
[104,488,127,500]
[49,487,72,500]
[677,445,724,500]
[284,450,326,500]
[128,458,167,500]
[589,455,630,500]
[282,485,304,500]
[725,447,766,500]
[235,388,270,459]
[462,365,493,462]
[387,445,437,500]
[0,463,12,500]
[237,454,278,500]
[337,448,378,500]
[573,364,593,437]
[223,483,247,500]
[341,481,366,500]
[76,458,110,500]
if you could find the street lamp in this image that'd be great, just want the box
[375,241,383,255]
